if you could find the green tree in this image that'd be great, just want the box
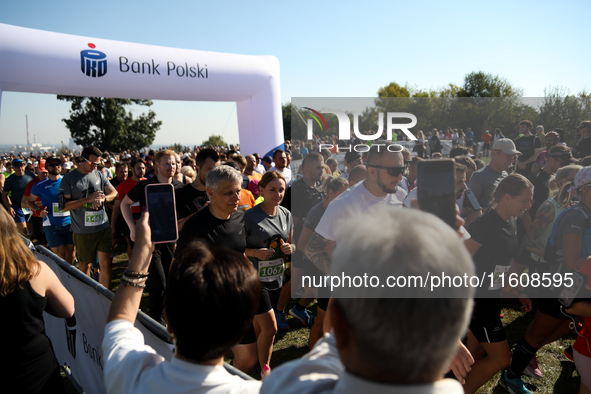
[57,96,161,152]
[202,135,227,147]
[457,71,523,98]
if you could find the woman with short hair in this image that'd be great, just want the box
[462,174,534,394]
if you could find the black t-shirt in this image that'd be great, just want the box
[175,183,208,220]
[573,137,591,159]
[528,169,552,221]
[125,177,184,209]
[468,209,518,302]
[285,178,325,243]
[515,135,542,176]
[175,207,246,258]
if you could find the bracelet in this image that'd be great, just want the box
[291,244,296,253]
[121,275,147,284]
[124,270,149,278]
[121,276,146,288]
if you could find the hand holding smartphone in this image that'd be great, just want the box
[145,183,178,244]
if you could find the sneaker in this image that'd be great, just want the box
[523,354,543,379]
[499,371,533,394]
[275,311,290,329]
[289,306,314,328]
[564,345,574,361]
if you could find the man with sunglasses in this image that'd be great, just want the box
[59,146,117,288]
[28,157,75,264]
[305,143,406,276]
[2,158,35,235]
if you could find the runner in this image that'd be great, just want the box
[59,146,117,288]
[463,174,534,394]
[244,170,294,372]
[28,157,75,264]
[2,159,35,235]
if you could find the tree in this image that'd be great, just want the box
[202,135,227,147]
[457,71,522,98]
[57,96,161,152]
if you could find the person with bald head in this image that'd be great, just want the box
[347,165,367,187]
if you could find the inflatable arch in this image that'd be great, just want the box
[0,23,284,156]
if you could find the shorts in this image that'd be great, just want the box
[574,349,591,389]
[44,224,74,249]
[469,298,506,343]
[483,143,491,150]
[469,314,506,343]
[466,140,474,147]
[13,205,26,223]
[73,227,112,264]
[256,287,281,315]
[537,297,575,321]
[302,257,332,299]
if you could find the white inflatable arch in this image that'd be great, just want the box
[0,23,284,156]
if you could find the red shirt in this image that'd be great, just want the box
[117,177,146,221]
[24,176,42,217]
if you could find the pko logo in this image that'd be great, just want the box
[81,43,107,78]
[304,108,417,141]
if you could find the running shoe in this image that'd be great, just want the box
[564,345,574,361]
[275,311,290,329]
[499,371,533,394]
[523,355,543,379]
[289,306,314,328]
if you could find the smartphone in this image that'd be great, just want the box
[464,189,482,210]
[558,271,587,308]
[145,183,178,244]
[417,160,457,229]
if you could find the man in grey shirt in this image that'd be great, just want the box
[59,146,117,288]
[468,138,521,215]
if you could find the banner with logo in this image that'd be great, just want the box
[0,23,282,155]
[38,253,174,394]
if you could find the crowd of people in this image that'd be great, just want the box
[2,119,591,393]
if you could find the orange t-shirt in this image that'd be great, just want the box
[483,133,492,144]
[247,172,262,182]
[238,189,255,212]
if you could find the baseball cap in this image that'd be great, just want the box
[12,159,24,166]
[492,138,522,156]
[46,157,63,165]
[262,156,273,164]
[568,166,591,192]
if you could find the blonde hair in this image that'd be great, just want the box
[0,208,40,296]
[553,165,582,208]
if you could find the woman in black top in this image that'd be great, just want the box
[0,207,75,393]
[462,174,534,394]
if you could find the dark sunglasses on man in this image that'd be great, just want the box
[367,164,406,177]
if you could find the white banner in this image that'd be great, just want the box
[0,23,283,156]
[38,252,174,394]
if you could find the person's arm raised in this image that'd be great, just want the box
[107,210,154,324]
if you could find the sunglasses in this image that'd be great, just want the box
[368,164,406,177]
[81,156,100,166]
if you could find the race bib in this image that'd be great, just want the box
[52,202,70,217]
[85,209,105,226]
[489,264,510,290]
[259,258,285,283]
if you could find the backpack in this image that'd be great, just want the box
[545,205,591,266]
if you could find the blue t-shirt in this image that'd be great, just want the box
[31,176,71,227]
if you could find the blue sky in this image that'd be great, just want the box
[1,0,589,147]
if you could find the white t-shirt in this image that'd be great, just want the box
[254,164,266,175]
[268,166,292,186]
[315,181,406,241]
[102,320,261,394]
[261,332,464,394]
